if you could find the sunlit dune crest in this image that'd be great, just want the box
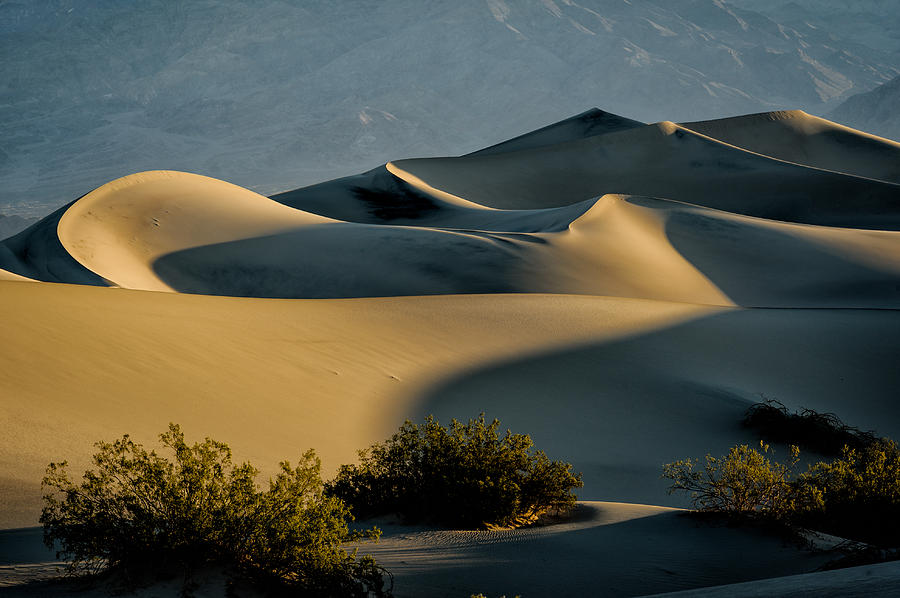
[681,110,900,184]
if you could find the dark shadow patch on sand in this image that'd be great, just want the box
[364,507,833,598]
[410,308,900,507]
[271,166,443,224]
[349,182,440,220]
[641,196,900,308]
[0,197,107,285]
[0,527,54,565]
[468,108,645,157]
[151,224,535,299]
[271,164,597,233]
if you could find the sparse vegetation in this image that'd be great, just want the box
[662,441,811,521]
[800,439,900,547]
[327,414,583,528]
[40,424,390,597]
[742,398,877,456]
[665,413,900,550]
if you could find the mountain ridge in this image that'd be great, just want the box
[3,0,897,217]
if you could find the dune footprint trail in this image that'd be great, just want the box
[2,109,900,595]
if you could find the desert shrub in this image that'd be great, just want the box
[742,398,876,456]
[664,437,900,549]
[327,414,583,528]
[40,424,390,596]
[662,441,811,521]
[799,439,900,547]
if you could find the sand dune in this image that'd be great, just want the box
[3,173,898,307]
[681,110,900,185]
[0,283,709,529]
[467,107,645,156]
[391,116,900,229]
[3,109,900,595]
[649,559,900,597]
[629,196,900,308]
[55,171,331,292]
[0,268,33,283]
[361,502,838,597]
[2,282,898,594]
[0,202,106,286]
[2,282,899,531]
[0,502,845,596]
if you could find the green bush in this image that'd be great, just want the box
[40,424,390,597]
[327,414,583,528]
[743,398,877,456]
[665,438,900,548]
[800,439,900,547]
[662,441,809,521]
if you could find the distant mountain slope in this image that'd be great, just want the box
[2,0,897,217]
[829,75,900,143]
[729,0,900,56]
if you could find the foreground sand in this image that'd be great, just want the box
[2,108,899,595]
[359,502,838,597]
[2,281,899,530]
[4,515,899,597]
[649,560,900,597]
[0,502,842,596]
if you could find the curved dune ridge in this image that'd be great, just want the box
[681,110,900,184]
[388,119,900,228]
[2,109,899,307]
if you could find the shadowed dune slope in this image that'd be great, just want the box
[647,559,900,598]
[391,119,900,229]
[414,305,900,507]
[48,170,716,301]
[0,502,843,596]
[0,200,107,286]
[149,193,734,304]
[55,170,332,292]
[631,196,900,308]
[2,167,898,306]
[359,502,834,598]
[467,107,646,156]
[681,110,900,184]
[269,108,644,224]
[269,163,594,229]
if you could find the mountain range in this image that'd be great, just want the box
[830,73,900,141]
[2,0,897,218]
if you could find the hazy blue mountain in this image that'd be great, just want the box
[830,74,900,142]
[729,0,900,57]
[2,0,897,217]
